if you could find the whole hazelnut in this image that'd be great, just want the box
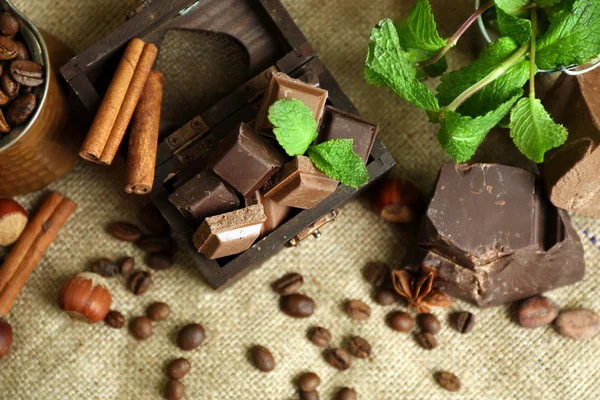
[0,198,28,246]
[58,272,112,323]
[374,178,423,223]
[0,319,12,360]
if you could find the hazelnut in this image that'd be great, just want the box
[0,319,12,360]
[58,272,112,323]
[374,178,423,223]
[0,198,28,246]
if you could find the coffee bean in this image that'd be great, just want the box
[7,93,36,126]
[374,288,397,306]
[455,312,475,334]
[129,316,152,340]
[555,308,600,340]
[326,348,352,370]
[299,390,319,400]
[280,294,314,318]
[271,272,304,295]
[436,371,461,392]
[108,221,142,242]
[139,204,170,234]
[251,345,276,372]
[119,257,135,278]
[129,270,152,295]
[20,85,32,95]
[136,235,174,253]
[164,379,185,400]
[418,313,441,334]
[0,319,12,360]
[363,261,390,287]
[346,300,371,321]
[146,251,174,271]
[177,323,206,350]
[14,42,29,61]
[167,358,191,380]
[0,37,17,61]
[414,331,437,350]
[517,296,558,328]
[336,387,358,400]
[297,372,320,391]
[1,71,18,96]
[0,109,10,133]
[104,310,126,329]
[347,336,371,359]
[389,311,414,332]
[147,302,171,321]
[307,326,331,348]
[91,258,118,277]
[0,12,19,37]
[10,60,44,86]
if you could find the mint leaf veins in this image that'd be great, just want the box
[268,99,318,156]
[395,0,446,52]
[308,140,369,188]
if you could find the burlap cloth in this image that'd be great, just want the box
[1,0,599,399]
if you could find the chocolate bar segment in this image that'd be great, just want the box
[210,123,286,198]
[263,156,338,209]
[247,190,292,235]
[317,106,378,162]
[192,205,267,259]
[408,163,585,308]
[168,170,240,224]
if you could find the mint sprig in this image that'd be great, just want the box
[308,140,369,189]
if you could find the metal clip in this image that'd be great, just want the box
[286,209,340,247]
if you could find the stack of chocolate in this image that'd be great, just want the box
[168,72,379,260]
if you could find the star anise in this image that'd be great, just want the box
[391,268,452,313]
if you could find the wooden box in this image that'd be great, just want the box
[60,0,396,289]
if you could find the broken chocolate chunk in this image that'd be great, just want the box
[246,190,291,236]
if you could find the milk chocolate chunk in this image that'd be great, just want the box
[168,170,240,223]
[409,163,585,308]
[246,191,291,235]
[255,72,328,132]
[210,123,286,198]
[192,205,267,259]
[263,156,338,209]
[317,106,378,162]
[542,69,600,217]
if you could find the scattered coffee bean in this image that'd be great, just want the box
[139,204,171,234]
[336,387,358,400]
[119,257,135,278]
[455,311,475,334]
[177,323,206,350]
[363,261,390,287]
[14,41,29,61]
[308,326,331,348]
[147,302,171,321]
[146,251,174,271]
[436,371,461,392]
[0,11,19,37]
[271,272,304,295]
[104,310,126,329]
[129,270,152,295]
[346,300,371,321]
[297,372,320,392]
[108,221,142,242]
[167,358,191,380]
[517,296,558,328]
[91,258,118,277]
[555,308,600,340]
[6,92,35,126]
[136,235,174,253]
[326,348,352,370]
[280,294,315,318]
[1,71,19,96]
[347,336,371,359]
[0,319,12,360]
[164,379,185,400]
[0,36,17,60]
[414,331,437,350]
[251,345,276,372]
[374,288,397,306]
[389,311,414,332]
[129,316,152,340]
[418,313,441,334]
[299,390,319,400]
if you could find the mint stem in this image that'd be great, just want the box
[418,0,495,68]
[529,8,537,98]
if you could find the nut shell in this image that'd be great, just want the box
[58,272,112,323]
[0,319,12,360]
[0,198,28,246]
[375,178,423,223]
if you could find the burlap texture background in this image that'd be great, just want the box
[1,0,599,399]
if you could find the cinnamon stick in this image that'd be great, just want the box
[0,192,77,316]
[125,70,163,195]
[79,38,145,164]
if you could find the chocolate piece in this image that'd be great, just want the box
[246,190,291,235]
[542,69,600,217]
[168,170,240,223]
[263,156,338,209]
[409,163,585,308]
[317,106,378,162]
[192,204,267,259]
[210,123,286,198]
[255,72,328,131]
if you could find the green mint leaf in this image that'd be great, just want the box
[408,48,448,78]
[438,90,523,162]
[268,99,318,156]
[533,0,563,6]
[497,7,532,45]
[537,0,600,70]
[307,139,369,188]
[395,0,446,52]
[509,97,568,162]
[495,0,530,16]
[436,37,530,117]
[365,19,440,112]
